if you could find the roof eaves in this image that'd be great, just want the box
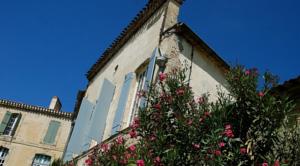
[173,23,230,73]
[86,0,184,82]
[0,99,73,120]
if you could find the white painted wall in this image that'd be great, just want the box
[84,7,166,142]
[178,36,228,101]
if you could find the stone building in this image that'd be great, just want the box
[64,0,229,163]
[0,97,72,166]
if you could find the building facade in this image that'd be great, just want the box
[0,97,72,166]
[64,0,229,163]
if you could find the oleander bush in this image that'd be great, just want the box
[83,66,300,166]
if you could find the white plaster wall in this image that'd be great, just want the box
[178,36,228,101]
[84,7,166,141]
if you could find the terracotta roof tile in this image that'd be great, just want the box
[0,99,72,120]
[86,0,184,82]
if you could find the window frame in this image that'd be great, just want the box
[0,147,9,166]
[3,113,20,137]
[128,67,148,125]
[31,154,51,166]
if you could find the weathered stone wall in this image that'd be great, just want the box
[0,106,71,166]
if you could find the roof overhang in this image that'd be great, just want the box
[171,23,230,73]
[86,0,184,82]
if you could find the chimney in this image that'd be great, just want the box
[49,96,62,112]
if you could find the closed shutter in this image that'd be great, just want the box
[43,120,61,144]
[111,72,135,135]
[88,79,115,142]
[140,48,159,108]
[11,113,22,137]
[0,111,12,134]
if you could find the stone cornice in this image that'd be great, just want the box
[0,99,72,120]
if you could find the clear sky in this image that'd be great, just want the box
[0,0,299,112]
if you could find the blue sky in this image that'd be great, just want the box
[0,0,299,112]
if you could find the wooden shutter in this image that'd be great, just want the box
[64,98,94,157]
[140,48,159,108]
[111,72,135,135]
[43,120,61,144]
[11,113,22,137]
[0,111,12,134]
[88,79,115,142]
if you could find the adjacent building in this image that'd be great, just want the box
[64,0,229,163]
[0,97,72,166]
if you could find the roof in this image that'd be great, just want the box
[171,23,230,72]
[272,76,300,100]
[0,99,73,120]
[86,0,184,82]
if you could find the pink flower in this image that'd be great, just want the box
[187,119,193,125]
[100,143,109,152]
[136,159,145,166]
[130,117,140,129]
[125,153,131,160]
[150,135,156,141]
[240,147,247,154]
[204,111,210,117]
[218,142,225,148]
[223,124,234,137]
[214,150,221,156]
[112,155,117,160]
[198,97,205,104]
[152,103,162,110]
[245,70,251,75]
[262,162,268,166]
[176,88,185,95]
[154,156,161,165]
[159,72,167,81]
[192,143,200,149]
[225,124,232,130]
[199,117,204,123]
[258,91,264,97]
[129,129,137,138]
[116,135,123,144]
[128,145,136,152]
[85,159,92,166]
[223,129,234,138]
[274,160,280,166]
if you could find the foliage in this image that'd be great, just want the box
[84,66,300,166]
[52,158,64,166]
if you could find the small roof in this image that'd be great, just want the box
[0,99,73,120]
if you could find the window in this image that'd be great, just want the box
[0,147,8,166]
[32,154,51,166]
[3,114,19,136]
[0,112,21,137]
[43,120,60,145]
[129,69,147,123]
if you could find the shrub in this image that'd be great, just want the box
[85,66,300,166]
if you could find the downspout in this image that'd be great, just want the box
[188,46,194,85]
[158,1,169,47]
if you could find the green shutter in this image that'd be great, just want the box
[43,120,61,144]
[11,113,22,137]
[0,111,12,134]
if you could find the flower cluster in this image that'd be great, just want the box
[78,66,299,166]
